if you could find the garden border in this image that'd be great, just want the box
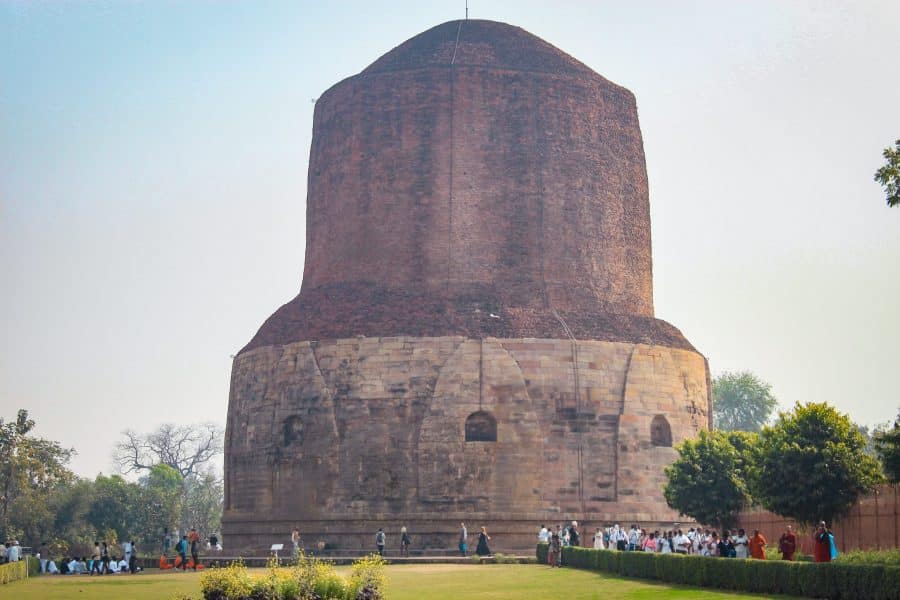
[536,544,900,600]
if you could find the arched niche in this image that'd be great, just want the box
[650,414,672,447]
[465,411,497,442]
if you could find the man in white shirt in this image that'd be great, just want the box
[67,558,80,574]
[108,558,120,573]
[118,558,129,572]
[7,540,20,562]
[628,525,640,551]
[538,524,550,543]
[674,530,690,554]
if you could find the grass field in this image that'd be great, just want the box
[3,563,795,599]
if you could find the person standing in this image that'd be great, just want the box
[778,525,797,561]
[7,540,20,562]
[90,542,102,575]
[475,526,491,557]
[568,521,580,547]
[548,531,562,567]
[291,528,301,559]
[749,529,767,559]
[538,524,550,544]
[375,528,386,556]
[128,541,138,574]
[123,539,133,568]
[628,525,640,551]
[733,529,750,559]
[190,533,201,570]
[400,527,410,557]
[592,527,605,549]
[458,522,468,556]
[100,541,110,574]
[177,535,189,570]
[814,521,835,563]
[38,542,49,573]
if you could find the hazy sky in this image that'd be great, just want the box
[2,1,898,478]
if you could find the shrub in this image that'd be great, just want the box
[539,544,900,600]
[536,542,548,564]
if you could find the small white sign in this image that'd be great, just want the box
[271,544,284,551]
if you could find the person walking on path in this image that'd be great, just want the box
[779,525,797,561]
[475,526,491,557]
[749,530,767,559]
[375,528,386,556]
[458,522,468,556]
[400,527,411,557]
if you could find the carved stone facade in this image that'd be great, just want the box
[223,20,711,552]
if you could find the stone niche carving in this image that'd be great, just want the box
[650,415,673,447]
[465,411,497,442]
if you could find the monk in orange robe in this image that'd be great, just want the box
[749,529,767,559]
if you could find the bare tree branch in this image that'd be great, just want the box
[113,423,223,477]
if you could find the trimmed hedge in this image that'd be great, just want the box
[536,544,900,600]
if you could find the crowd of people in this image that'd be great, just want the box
[540,521,839,567]
[0,539,22,563]
[30,539,142,575]
[5,525,220,576]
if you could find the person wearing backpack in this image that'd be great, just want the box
[375,528,386,556]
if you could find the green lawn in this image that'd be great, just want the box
[4,563,794,599]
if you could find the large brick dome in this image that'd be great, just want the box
[224,20,711,554]
[242,19,693,354]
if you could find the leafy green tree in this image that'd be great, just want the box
[87,474,138,543]
[752,402,883,526]
[874,139,900,207]
[712,371,778,432]
[0,409,75,543]
[664,429,756,528]
[873,409,900,483]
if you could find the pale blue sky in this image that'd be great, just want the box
[2,1,898,477]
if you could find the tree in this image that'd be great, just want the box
[113,422,223,478]
[134,464,183,545]
[180,469,223,535]
[663,429,756,528]
[873,409,900,483]
[752,402,883,526]
[712,371,778,432]
[874,139,900,207]
[0,409,75,542]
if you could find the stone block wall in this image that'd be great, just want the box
[223,335,709,552]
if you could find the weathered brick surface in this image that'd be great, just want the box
[225,20,710,553]
[242,19,659,353]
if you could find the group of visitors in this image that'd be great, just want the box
[458,522,492,557]
[0,540,22,563]
[541,520,839,566]
[35,540,141,575]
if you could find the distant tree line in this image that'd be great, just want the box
[0,410,223,557]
